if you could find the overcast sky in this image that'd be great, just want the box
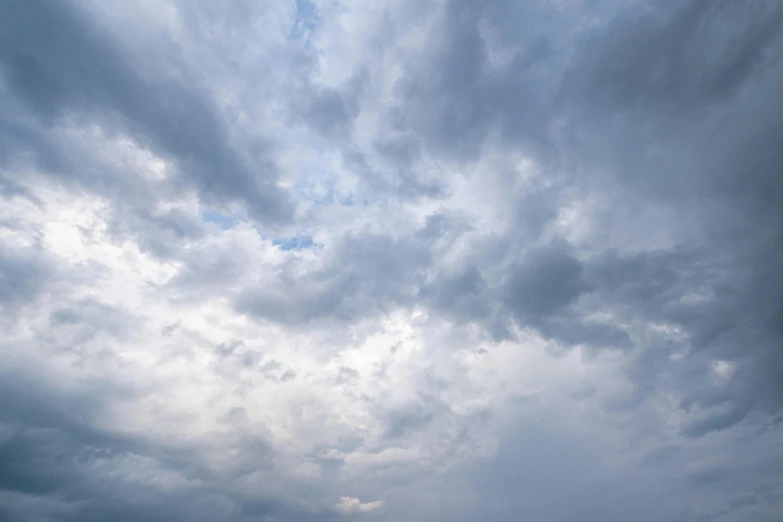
[1,0,783,521]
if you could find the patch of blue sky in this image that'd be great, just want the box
[201,210,240,230]
[273,233,318,251]
[288,0,318,41]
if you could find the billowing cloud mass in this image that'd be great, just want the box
[1,0,782,520]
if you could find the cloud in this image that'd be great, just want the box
[235,230,432,325]
[0,0,294,226]
[0,246,54,308]
[335,497,384,515]
[1,0,783,520]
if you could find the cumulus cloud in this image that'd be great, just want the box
[1,0,783,521]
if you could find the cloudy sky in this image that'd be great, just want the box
[1,0,783,520]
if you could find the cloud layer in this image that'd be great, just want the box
[1,0,782,520]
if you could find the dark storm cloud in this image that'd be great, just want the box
[386,0,571,164]
[502,245,630,349]
[0,0,293,223]
[555,0,783,434]
[417,240,629,348]
[377,0,783,436]
[421,265,489,322]
[504,242,587,320]
[566,0,783,112]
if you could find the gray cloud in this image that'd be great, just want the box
[0,0,293,224]
[504,242,587,320]
[0,362,343,522]
[236,230,431,325]
[0,247,53,309]
[2,0,783,520]
[398,0,783,435]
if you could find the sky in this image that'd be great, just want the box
[1,0,782,521]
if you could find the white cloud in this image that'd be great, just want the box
[336,496,385,514]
